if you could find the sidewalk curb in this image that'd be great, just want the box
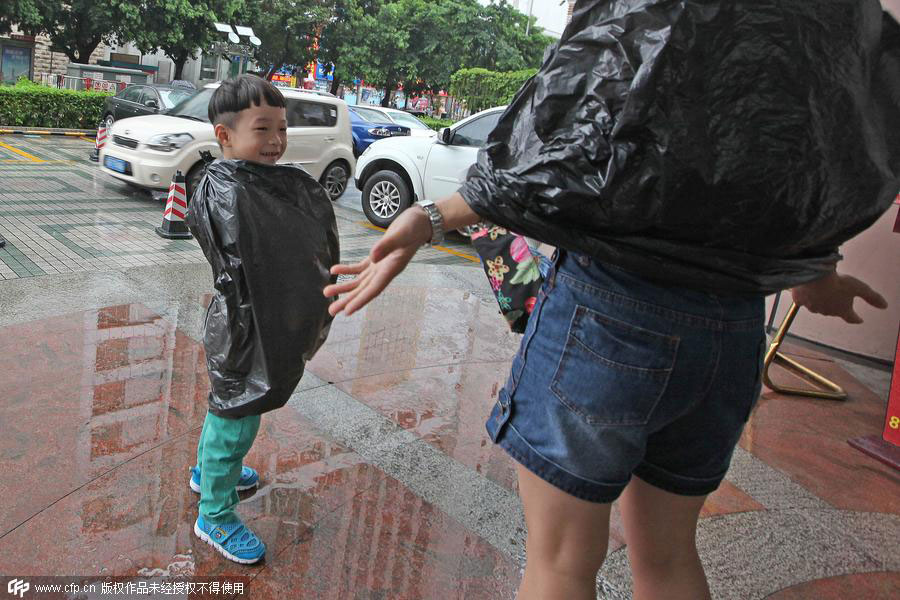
[0,126,95,137]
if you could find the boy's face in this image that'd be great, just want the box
[214,102,287,164]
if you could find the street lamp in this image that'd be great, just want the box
[213,23,261,47]
[212,23,262,78]
[234,26,262,47]
[525,0,535,36]
[524,0,569,36]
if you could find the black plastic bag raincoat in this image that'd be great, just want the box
[460,0,900,294]
[186,160,340,418]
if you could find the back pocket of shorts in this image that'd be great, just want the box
[551,305,679,426]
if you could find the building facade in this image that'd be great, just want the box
[1,26,109,84]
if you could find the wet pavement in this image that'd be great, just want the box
[0,135,898,598]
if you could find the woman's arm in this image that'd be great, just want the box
[324,193,479,316]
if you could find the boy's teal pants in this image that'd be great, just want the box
[196,411,260,524]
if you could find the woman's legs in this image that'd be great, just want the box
[516,465,711,600]
[516,464,612,600]
[619,476,710,600]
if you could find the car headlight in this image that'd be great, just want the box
[146,133,194,152]
[368,127,392,137]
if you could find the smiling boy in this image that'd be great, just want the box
[188,75,288,564]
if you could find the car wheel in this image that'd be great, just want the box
[104,114,115,130]
[185,162,205,203]
[320,161,349,201]
[362,170,411,228]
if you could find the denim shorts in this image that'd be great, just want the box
[486,251,766,502]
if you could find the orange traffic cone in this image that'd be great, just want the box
[155,171,193,239]
[89,121,107,162]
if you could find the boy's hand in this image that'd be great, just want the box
[324,206,432,316]
[791,271,888,324]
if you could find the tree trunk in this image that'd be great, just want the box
[381,82,393,107]
[329,77,340,96]
[66,39,100,65]
[173,56,189,80]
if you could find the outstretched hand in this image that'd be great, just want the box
[791,271,888,324]
[324,206,432,316]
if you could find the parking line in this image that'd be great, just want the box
[357,221,480,263]
[0,140,44,163]
[1,159,75,164]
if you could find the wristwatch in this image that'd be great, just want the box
[416,199,445,246]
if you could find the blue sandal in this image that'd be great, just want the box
[189,465,259,493]
[194,516,265,564]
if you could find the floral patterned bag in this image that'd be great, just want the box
[470,224,544,334]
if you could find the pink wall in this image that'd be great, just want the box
[766,203,900,362]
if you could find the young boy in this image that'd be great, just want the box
[188,75,289,564]
[186,74,341,565]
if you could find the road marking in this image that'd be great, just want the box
[0,140,44,162]
[1,159,75,164]
[79,136,95,143]
[357,221,481,263]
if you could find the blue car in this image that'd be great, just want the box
[349,107,410,157]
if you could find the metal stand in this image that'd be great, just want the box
[763,302,848,400]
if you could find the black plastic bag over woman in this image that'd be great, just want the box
[461,0,900,294]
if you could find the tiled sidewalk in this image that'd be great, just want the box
[0,135,479,280]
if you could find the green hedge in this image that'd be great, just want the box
[0,79,110,129]
[420,116,455,131]
[450,67,537,114]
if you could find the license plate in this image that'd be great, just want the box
[104,155,129,174]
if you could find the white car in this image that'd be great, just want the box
[350,105,437,138]
[99,83,356,201]
[354,106,505,227]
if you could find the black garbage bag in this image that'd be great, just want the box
[186,160,340,418]
[460,0,900,294]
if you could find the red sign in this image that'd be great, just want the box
[894,194,900,233]
[884,326,900,446]
[10,34,35,43]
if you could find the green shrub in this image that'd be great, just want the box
[450,68,537,114]
[0,82,110,129]
[420,116,455,131]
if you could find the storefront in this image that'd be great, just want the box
[0,34,35,84]
[270,73,298,88]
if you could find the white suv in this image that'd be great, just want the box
[354,106,505,227]
[99,83,356,200]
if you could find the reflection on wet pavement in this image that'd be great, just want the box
[0,294,897,599]
[0,303,520,597]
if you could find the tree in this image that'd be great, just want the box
[397,0,467,97]
[247,0,333,81]
[0,1,43,36]
[130,1,247,80]
[335,0,414,106]
[317,0,551,106]
[1,1,141,63]
[317,0,373,95]
[463,0,553,72]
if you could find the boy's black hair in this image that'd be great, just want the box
[208,74,286,127]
